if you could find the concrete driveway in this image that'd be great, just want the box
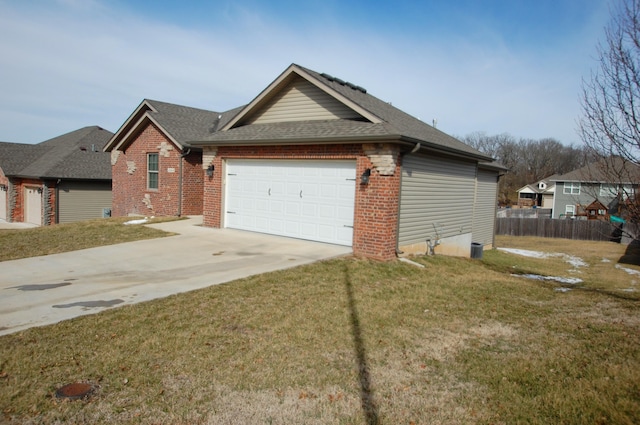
[0,216,351,336]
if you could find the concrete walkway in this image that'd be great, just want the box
[0,216,352,336]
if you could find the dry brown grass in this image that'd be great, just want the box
[0,217,179,262]
[0,236,638,424]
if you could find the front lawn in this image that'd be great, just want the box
[1,236,638,424]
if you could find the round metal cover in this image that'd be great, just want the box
[55,382,94,400]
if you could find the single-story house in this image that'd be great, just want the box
[516,175,557,208]
[105,64,504,260]
[551,157,639,219]
[0,126,113,225]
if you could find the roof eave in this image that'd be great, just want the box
[398,136,494,162]
[189,133,399,147]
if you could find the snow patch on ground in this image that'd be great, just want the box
[615,264,640,276]
[124,218,149,225]
[498,248,588,268]
[555,287,573,293]
[514,274,583,284]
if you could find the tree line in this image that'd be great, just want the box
[460,132,589,205]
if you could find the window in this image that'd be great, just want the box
[147,153,159,190]
[563,182,580,195]
[600,184,618,197]
[565,205,576,216]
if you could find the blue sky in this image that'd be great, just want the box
[0,0,611,145]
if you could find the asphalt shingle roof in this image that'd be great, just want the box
[552,157,640,184]
[191,64,490,160]
[144,100,242,146]
[0,126,113,180]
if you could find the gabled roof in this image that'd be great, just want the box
[0,126,113,180]
[517,175,558,194]
[190,64,491,161]
[552,157,640,184]
[104,99,239,152]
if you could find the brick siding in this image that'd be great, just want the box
[111,122,203,217]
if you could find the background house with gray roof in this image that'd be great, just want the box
[551,157,640,219]
[0,126,113,225]
[106,64,505,260]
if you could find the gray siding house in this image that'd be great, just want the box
[0,126,113,225]
[551,157,639,219]
[172,63,504,260]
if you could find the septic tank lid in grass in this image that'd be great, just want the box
[55,382,95,400]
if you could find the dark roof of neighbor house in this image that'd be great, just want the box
[0,126,113,180]
[191,64,491,161]
[0,142,46,176]
[552,157,640,184]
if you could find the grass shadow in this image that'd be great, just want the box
[343,262,379,425]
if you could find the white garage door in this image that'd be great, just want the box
[225,160,356,246]
[25,186,42,225]
[0,185,7,221]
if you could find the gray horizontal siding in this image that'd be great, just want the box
[58,181,112,223]
[399,154,477,245]
[472,168,498,245]
[248,77,362,124]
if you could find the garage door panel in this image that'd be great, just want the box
[225,160,355,246]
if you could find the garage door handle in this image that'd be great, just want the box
[300,190,302,198]
[268,188,271,196]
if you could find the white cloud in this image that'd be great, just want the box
[0,1,608,145]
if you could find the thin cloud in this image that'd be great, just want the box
[0,0,608,145]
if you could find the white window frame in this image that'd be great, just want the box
[565,205,576,216]
[599,184,618,197]
[563,182,580,195]
[147,153,159,190]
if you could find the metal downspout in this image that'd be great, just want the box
[55,179,61,224]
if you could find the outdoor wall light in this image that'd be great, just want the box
[361,168,371,184]
[206,164,214,177]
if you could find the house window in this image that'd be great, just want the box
[563,182,580,195]
[147,153,159,190]
[565,205,576,216]
[600,184,618,197]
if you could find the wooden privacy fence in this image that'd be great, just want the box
[496,218,622,241]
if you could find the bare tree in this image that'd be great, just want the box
[579,0,640,228]
[462,133,588,205]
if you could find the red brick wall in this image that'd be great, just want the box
[111,122,203,217]
[202,143,401,261]
[9,178,43,224]
[181,151,204,215]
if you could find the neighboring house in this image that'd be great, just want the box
[103,100,232,217]
[0,126,113,225]
[516,175,557,208]
[551,157,639,219]
[106,64,504,260]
